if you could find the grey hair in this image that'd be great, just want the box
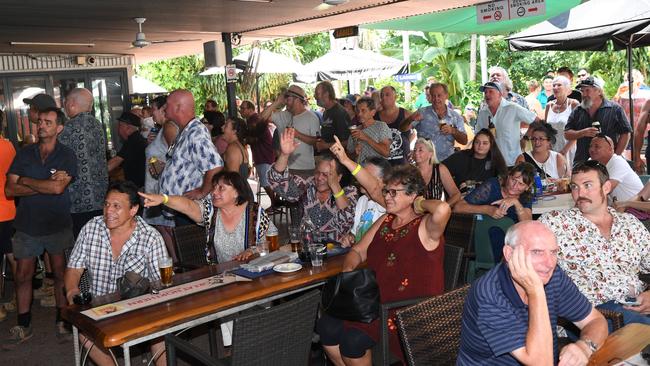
[488,66,513,91]
[504,224,522,248]
[552,75,571,88]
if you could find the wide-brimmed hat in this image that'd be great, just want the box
[285,85,307,101]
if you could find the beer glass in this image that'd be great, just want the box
[159,256,174,287]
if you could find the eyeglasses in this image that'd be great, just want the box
[577,73,587,77]
[381,188,407,197]
[531,137,549,142]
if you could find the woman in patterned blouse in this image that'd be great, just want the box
[268,128,358,243]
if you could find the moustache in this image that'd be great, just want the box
[576,197,592,203]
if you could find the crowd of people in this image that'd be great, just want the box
[0,63,648,365]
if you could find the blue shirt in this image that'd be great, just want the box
[464,177,531,222]
[457,263,592,365]
[8,142,78,235]
[413,106,465,162]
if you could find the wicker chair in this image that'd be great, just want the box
[165,289,321,366]
[395,285,470,366]
[373,245,465,366]
[63,247,90,294]
[173,224,209,268]
[443,213,477,285]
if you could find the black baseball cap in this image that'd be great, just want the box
[23,94,58,111]
[117,112,142,128]
[479,81,504,94]
[576,76,604,90]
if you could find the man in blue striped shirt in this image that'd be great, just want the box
[458,221,607,365]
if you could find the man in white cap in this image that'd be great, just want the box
[475,81,538,167]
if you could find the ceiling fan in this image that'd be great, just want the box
[129,17,199,48]
[314,0,349,11]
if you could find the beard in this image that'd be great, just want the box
[581,96,593,109]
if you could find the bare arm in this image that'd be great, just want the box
[342,214,386,271]
[614,132,631,156]
[107,156,124,172]
[18,172,72,195]
[184,166,222,200]
[453,199,502,219]
[439,164,461,207]
[64,267,84,305]
[292,128,317,146]
[357,132,390,157]
[139,192,203,223]
[163,121,178,145]
[558,307,608,362]
[417,199,451,250]
[5,174,37,197]
[330,136,385,206]
[259,94,284,122]
[224,144,243,173]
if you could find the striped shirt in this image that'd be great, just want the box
[457,263,592,365]
[68,216,167,296]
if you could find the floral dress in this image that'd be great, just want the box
[345,214,445,363]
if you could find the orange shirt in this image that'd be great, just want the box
[0,138,16,221]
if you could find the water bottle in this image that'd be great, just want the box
[299,217,316,262]
[533,173,543,203]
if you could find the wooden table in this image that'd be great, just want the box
[588,323,650,365]
[62,255,345,366]
[532,193,575,215]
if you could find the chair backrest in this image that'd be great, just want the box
[443,213,476,253]
[173,225,208,267]
[395,285,470,366]
[473,215,515,270]
[230,289,321,366]
[443,245,464,292]
[64,247,90,294]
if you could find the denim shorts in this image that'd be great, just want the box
[12,228,74,259]
[256,163,272,188]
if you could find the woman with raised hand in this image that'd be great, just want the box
[140,171,269,263]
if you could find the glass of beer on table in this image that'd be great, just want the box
[159,256,174,287]
[289,225,301,252]
[266,225,279,252]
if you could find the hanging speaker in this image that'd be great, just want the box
[204,41,226,68]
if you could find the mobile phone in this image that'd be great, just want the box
[620,296,641,306]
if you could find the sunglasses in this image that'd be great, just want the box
[572,160,610,179]
[382,188,407,197]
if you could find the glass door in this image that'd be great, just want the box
[52,74,85,108]
[8,76,47,144]
[91,74,124,151]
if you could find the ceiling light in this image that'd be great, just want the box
[11,41,95,47]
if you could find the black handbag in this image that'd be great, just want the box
[321,268,381,323]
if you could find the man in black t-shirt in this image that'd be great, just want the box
[108,112,147,187]
[314,81,351,154]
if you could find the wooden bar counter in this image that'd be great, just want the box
[62,254,345,366]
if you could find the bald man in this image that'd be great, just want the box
[159,90,223,225]
[58,88,109,236]
[588,134,643,201]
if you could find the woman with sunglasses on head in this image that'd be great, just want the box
[412,137,461,207]
[442,128,508,196]
[140,171,270,263]
[545,75,580,167]
[317,164,450,366]
[515,122,569,179]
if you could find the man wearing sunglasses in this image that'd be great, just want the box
[540,161,650,330]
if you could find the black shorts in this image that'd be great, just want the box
[0,220,14,255]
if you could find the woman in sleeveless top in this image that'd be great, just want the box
[516,123,568,179]
[140,171,270,263]
[222,117,251,180]
[317,165,450,365]
[374,86,412,165]
[545,75,580,167]
[413,137,461,207]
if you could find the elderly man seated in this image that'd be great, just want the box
[588,134,643,201]
[458,221,608,365]
[540,161,650,329]
[64,181,168,366]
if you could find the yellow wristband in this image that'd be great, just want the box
[162,194,169,205]
[333,189,345,198]
[351,164,362,176]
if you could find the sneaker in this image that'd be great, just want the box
[40,295,56,307]
[56,321,71,337]
[33,285,54,299]
[2,325,33,349]
[0,307,6,322]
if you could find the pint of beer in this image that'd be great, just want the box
[266,223,279,252]
[159,256,174,287]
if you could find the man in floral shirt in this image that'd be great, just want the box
[539,160,650,328]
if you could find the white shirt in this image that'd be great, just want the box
[605,154,644,201]
[476,98,536,166]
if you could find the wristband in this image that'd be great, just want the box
[333,189,345,198]
[162,194,169,205]
[351,164,362,176]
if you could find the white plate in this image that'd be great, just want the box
[273,263,302,273]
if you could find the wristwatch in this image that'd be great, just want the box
[580,338,598,353]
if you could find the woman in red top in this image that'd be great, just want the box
[317,164,451,366]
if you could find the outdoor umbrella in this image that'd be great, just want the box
[295,48,408,83]
[507,0,650,143]
[131,75,167,94]
[234,48,306,74]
